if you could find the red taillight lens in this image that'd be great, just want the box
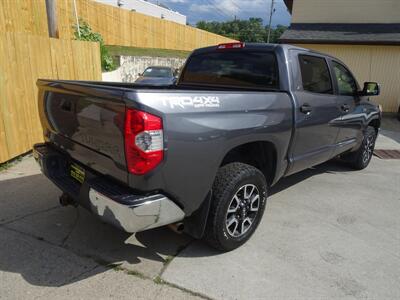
[124,108,164,175]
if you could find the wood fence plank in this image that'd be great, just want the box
[0,34,10,161]
[0,33,101,163]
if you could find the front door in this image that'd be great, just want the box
[330,60,362,156]
[288,53,343,175]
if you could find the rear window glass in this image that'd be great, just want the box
[143,67,172,78]
[180,51,279,89]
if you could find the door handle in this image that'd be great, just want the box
[341,104,350,113]
[300,104,312,114]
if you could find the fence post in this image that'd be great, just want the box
[45,0,59,38]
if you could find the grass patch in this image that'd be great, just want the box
[105,45,190,59]
[153,275,164,285]
[126,269,148,280]
[153,276,212,299]
[0,155,24,172]
[113,265,149,280]
[163,255,174,266]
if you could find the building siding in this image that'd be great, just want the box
[95,0,187,25]
[292,0,400,24]
[295,44,400,112]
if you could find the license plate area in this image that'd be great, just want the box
[70,163,85,184]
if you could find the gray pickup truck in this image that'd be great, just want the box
[34,43,381,251]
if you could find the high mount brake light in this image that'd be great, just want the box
[217,42,245,50]
[124,109,163,175]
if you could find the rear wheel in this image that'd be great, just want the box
[204,163,267,251]
[344,126,377,170]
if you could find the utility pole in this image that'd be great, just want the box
[267,0,275,43]
[73,0,81,38]
[45,0,59,38]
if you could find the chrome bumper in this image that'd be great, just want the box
[89,189,185,233]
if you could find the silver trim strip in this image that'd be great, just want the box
[89,189,185,233]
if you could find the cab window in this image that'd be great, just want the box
[332,61,358,96]
[180,51,279,90]
[298,55,333,94]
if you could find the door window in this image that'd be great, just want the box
[332,62,358,96]
[299,55,333,94]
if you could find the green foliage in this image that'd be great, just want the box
[197,18,287,44]
[73,20,115,72]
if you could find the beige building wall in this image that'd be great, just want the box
[292,0,400,23]
[295,44,400,112]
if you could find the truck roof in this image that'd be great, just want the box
[192,43,338,61]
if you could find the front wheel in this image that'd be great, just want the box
[204,163,267,251]
[344,126,377,170]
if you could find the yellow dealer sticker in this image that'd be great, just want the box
[70,163,85,184]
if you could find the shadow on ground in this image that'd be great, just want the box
[0,174,192,287]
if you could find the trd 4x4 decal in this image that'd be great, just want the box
[162,96,220,109]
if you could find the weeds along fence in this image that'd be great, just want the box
[0,33,101,163]
[0,0,234,51]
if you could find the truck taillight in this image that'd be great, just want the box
[124,108,163,175]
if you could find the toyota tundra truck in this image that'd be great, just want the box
[33,43,381,251]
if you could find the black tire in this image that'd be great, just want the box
[204,163,267,251]
[344,126,377,170]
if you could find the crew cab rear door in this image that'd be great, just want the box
[287,51,342,175]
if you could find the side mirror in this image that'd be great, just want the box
[359,82,380,96]
[138,73,142,76]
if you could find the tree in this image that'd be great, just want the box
[196,18,287,44]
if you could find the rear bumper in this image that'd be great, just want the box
[33,143,185,233]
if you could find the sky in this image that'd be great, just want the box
[158,0,292,26]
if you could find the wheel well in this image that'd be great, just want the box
[368,119,381,132]
[220,142,277,186]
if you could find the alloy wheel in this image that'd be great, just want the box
[362,134,375,164]
[225,184,260,238]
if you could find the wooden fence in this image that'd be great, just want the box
[0,33,101,163]
[0,0,234,51]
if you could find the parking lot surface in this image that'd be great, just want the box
[0,119,399,299]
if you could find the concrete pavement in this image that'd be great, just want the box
[0,118,399,299]
[162,157,400,299]
[0,157,199,299]
[162,121,400,300]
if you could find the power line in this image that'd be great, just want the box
[201,0,235,20]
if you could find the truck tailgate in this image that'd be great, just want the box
[37,80,127,183]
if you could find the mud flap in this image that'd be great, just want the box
[183,191,212,239]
